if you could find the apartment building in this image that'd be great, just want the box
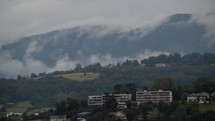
[88,94,131,109]
[88,95,103,106]
[136,90,172,103]
[113,94,132,109]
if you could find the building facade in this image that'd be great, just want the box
[50,115,66,121]
[88,94,131,109]
[136,90,172,103]
[187,92,209,103]
[88,95,103,106]
[113,94,132,109]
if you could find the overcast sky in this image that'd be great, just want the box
[0,0,215,46]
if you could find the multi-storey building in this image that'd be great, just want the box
[136,90,172,103]
[88,95,103,106]
[113,94,132,109]
[113,94,132,103]
[88,94,132,109]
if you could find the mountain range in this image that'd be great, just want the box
[0,13,215,78]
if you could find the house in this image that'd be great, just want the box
[7,112,22,117]
[140,64,146,67]
[187,92,210,103]
[7,115,23,121]
[108,111,126,120]
[105,64,114,68]
[77,112,92,121]
[77,118,86,121]
[50,115,66,121]
[41,107,56,113]
[155,63,166,67]
[211,92,215,102]
[136,90,172,103]
[26,109,41,116]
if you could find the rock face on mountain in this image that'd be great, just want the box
[0,14,214,69]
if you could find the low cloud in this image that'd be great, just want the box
[0,51,48,78]
[0,48,169,78]
[191,13,215,46]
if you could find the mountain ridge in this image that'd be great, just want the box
[0,13,214,77]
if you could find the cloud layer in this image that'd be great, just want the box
[0,0,215,46]
[0,46,169,78]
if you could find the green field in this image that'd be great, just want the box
[199,103,215,113]
[6,101,32,113]
[60,72,100,81]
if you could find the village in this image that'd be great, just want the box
[2,88,215,121]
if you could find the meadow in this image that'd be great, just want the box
[6,101,32,113]
[60,72,100,81]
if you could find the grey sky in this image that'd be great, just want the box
[0,0,215,46]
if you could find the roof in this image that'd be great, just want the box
[188,92,209,97]
[26,109,41,115]
[50,115,66,119]
[78,112,92,116]
[211,92,215,96]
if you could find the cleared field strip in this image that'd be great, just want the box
[60,72,100,81]
[6,101,32,113]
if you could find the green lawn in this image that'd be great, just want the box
[199,103,215,113]
[6,101,32,113]
[60,72,100,81]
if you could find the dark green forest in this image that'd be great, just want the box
[0,53,215,106]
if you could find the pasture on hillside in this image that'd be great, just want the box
[199,103,215,113]
[60,72,100,81]
[6,101,32,113]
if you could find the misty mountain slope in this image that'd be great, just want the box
[0,14,214,77]
[138,14,208,52]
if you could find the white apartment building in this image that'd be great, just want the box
[113,94,132,109]
[136,90,172,103]
[113,94,132,103]
[88,94,132,109]
[88,95,103,106]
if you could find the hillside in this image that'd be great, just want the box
[0,14,215,78]
[0,54,215,106]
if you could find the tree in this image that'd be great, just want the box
[30,73,38,78]
[152,77,175,91]
[126,100,132,109]
[103,96,117,112]
[75,63,82,71]
[139,103,152,121]
[202,111,215,121]
[171,105,190,121]
[125,109,135,121]
[113,84,123,93]
[191,77,215,93]
[17,75,22,80]
[157,101,170,113]
[55,100,67,115]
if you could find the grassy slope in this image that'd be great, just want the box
[60,72,100,81]
[199,103,215,113]
[7,101,32,113]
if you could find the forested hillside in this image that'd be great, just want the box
[0,53,215,106]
